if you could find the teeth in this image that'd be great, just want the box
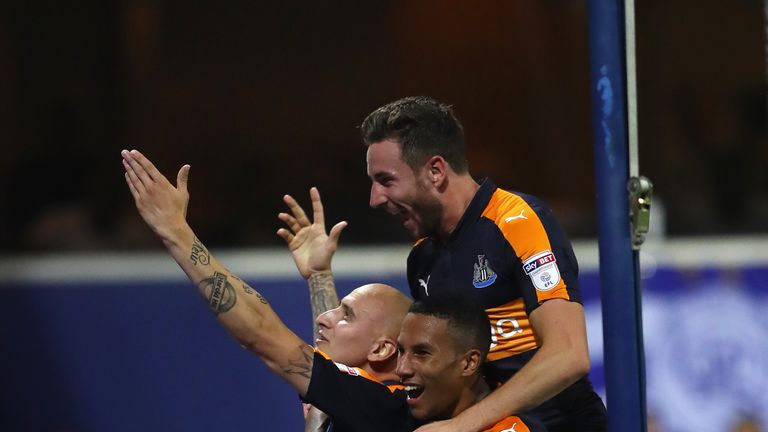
[403,385,423,399]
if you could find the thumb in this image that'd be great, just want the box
[328,221,348,244]
[177,164,191,193]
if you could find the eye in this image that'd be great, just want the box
[375,175,394,187]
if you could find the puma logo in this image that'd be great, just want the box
[505,210,528,223]
[500,422,519,432]
[418,275,430,296]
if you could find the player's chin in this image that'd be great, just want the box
[315,339,330,352]
[402,219,423,239]
[405,389,429,419]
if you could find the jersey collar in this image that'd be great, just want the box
[446,178,497,246]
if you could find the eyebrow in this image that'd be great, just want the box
[401,342,433,353]
[372,171,395,182]
[342,303,356,319]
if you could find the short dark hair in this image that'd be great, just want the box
[408,295,490,359]
[360,96,468,173]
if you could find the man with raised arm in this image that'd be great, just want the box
[121,149,544,432]
[121,149,412,432]
[361,97,607,432]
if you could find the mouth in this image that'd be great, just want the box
[403,384,424,401]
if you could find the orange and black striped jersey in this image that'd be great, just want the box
[407,179,582,365]
[407,179,606,429]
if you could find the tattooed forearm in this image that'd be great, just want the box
[190,236,211,266]
[254,291,269,304]
[198,271,237,315]
[234,277,269,304]
[308,272,339,315]
[282,344,314,379]
[241,281,254,294]
[308,272,339,338]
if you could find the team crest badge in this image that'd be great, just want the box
[473,255,497,288]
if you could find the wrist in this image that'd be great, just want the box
[158,222,194,250]
[307,269,333,281]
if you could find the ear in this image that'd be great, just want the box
[368,338,398,363]
[424,155,448,185]
[460,349,483,377]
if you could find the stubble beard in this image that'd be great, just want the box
[410,193,444,240]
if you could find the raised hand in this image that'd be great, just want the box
[122,149,191,243]
[277,187,347,279]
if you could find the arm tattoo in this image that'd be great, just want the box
[198,271,237,315]
[190,236,211,266]
[282,344,314,379]
[254,291,269,304]
[308,272,339,339]
[235,278,269,304]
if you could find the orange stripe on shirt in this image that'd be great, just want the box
[482,189,571,303]
[486,299,539,361]
[482,416,531,432]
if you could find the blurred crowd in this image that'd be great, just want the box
[1,1,766,253]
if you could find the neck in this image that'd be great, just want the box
[437,174,479,240]
[453,375,491,418]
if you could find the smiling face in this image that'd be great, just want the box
[366,139,444,239]
[396,313,470,422]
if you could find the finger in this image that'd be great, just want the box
[310,187,326,228]
[276,228,294,244]
[283,194,310,227]
[123,159,146,195]
[177,164,190,193]
[328,221,347,244]
[129,149,165,183]
[124,172,140,200]
[123,151,154,187]
[278,212,301,234]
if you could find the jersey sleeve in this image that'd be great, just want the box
[304,351,410,431]
[483,190,582,312]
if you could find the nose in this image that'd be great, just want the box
[315,308,337,330]
[369,183,387,209]
[396,351,413,380]
[317,304,346,330]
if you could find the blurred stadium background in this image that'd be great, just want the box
[1,1,766,431]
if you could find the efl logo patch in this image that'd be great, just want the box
[522,250,561,292]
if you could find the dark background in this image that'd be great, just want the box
[1,0,765,252]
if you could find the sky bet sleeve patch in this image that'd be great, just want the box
[522,250,561,292]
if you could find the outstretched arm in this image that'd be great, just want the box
[121,149,315,396]
[277,187,347,339]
